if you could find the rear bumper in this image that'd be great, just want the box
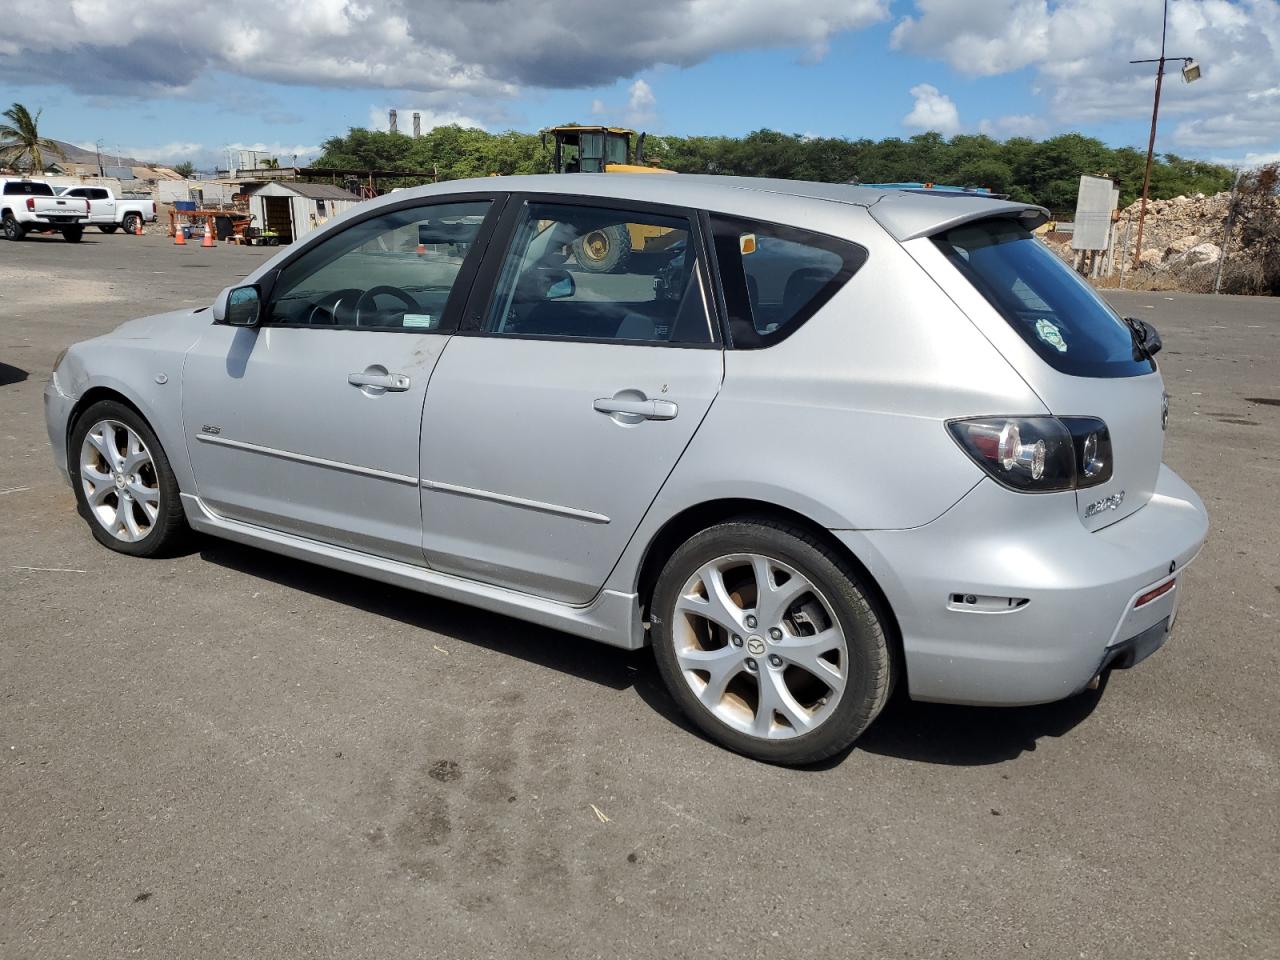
[836,464,1208,706]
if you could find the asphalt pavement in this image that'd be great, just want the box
[1,229,1276,959]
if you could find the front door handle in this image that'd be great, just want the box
[348,372,411,392]
[593,396,678,422]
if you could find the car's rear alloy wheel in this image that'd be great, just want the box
[651,520,892,765]
[69,401,186,557]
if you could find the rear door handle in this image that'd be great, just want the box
[593,396,678,421]
[348,372,411,391]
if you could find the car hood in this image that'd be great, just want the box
[105,307,212,342]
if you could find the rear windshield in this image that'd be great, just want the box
[3,181,55,196]
[933,219,1154,378]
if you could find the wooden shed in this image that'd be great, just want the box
[247,181,363,244]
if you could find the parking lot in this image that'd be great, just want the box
[1,229,1277,959]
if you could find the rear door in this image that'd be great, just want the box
[419,196,724,603]
[182,195,502,562]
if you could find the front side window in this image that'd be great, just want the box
[933,219,1154,378]
[710,215,867,348]
[266,200,492,330]
[481,201,714,345]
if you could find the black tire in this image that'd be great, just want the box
[122,213,141,235]
[99,224,119,234]
[68,400,187,557]
[572,224,631,273]
[650,518,893,765]
[3,214,24,241]
[62,226,84,243]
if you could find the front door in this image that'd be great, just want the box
[420,197,723,603]
[182,197,500,562]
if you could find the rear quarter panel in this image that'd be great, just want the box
[607,205,1048,594]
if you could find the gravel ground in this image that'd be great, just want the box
[1,229,1277,960]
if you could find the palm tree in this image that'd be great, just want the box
[0,103,66,173]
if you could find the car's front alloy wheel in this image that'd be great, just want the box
[69,400,186,557]
[651,519,893,765]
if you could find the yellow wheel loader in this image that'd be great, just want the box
[541,125,677,273]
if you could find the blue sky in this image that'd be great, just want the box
[0,1,1276,171]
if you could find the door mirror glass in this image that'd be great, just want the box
[543,269,575,299]
[226,285,262,327]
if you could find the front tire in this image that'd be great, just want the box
[3,214,25,241]
[62,226,84,243]
[68,401,187,557]
[650,518,893,765]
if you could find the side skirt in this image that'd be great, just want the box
[181,493,645,650]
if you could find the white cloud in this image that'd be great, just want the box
[978,113,1049,139]
[590,98,607,116]
[0,0,888,98]
[892,0,1280,156]
[903,83,961,135]
[626,78,659,129]
[366,106,486,133]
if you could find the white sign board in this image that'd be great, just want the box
[1072,175,1118,251]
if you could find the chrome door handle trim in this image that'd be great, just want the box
[592,397,678,421]
[348,372,411,391]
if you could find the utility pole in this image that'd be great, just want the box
[95,139,104,178]
[1213,168,1243,295]
[1130,0,1199,268]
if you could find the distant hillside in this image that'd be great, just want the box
[47,138,152,168]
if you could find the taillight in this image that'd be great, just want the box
[85,199,91,213]
[26,197,35,212]
[947,416,1112,493]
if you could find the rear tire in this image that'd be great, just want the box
[122,213,141,235]
[99,224,119,234]
[650,518,893,765]
[68,400,187,557]
[62,226,84,243]
[3,214,24,241]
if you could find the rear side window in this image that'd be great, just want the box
[710,215,866,348]
[933,219,1154,378]
[4,181,54,196]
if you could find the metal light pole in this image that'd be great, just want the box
[1130,0,1199,267]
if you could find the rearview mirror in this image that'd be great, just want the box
[226,285,262,327]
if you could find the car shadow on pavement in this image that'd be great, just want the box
[196,537,1105,766]
[0,363,28,386]
[848,684,1106,766]
[197,539,648,693]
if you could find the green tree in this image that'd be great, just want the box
[0,102,66,173]
[172,160,196,178]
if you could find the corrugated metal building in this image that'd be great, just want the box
[246,181,363,243]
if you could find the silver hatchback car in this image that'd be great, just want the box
[45,175,1208,764]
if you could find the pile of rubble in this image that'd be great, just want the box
[1117,191,1234,275]
[1047,190,1243,291]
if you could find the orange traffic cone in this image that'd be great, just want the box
[201,220,215,247]
[174,221,186,245]
[415,242,426,256]
[136,217,145,236]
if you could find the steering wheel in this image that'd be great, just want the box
[354,285,419,326]
[305,288,363,326]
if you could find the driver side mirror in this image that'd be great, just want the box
[542,269,575,300]
[226,285,262,327]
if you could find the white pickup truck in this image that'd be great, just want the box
[55,185,156,235]
[1,179,90,242]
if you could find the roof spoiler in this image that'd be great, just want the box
[868,191,1050,242]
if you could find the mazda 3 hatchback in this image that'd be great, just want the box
[45,175,1208,764]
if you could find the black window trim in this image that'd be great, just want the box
[705,212,869,350]
[456,191,724,350]
[241,190,510,336]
